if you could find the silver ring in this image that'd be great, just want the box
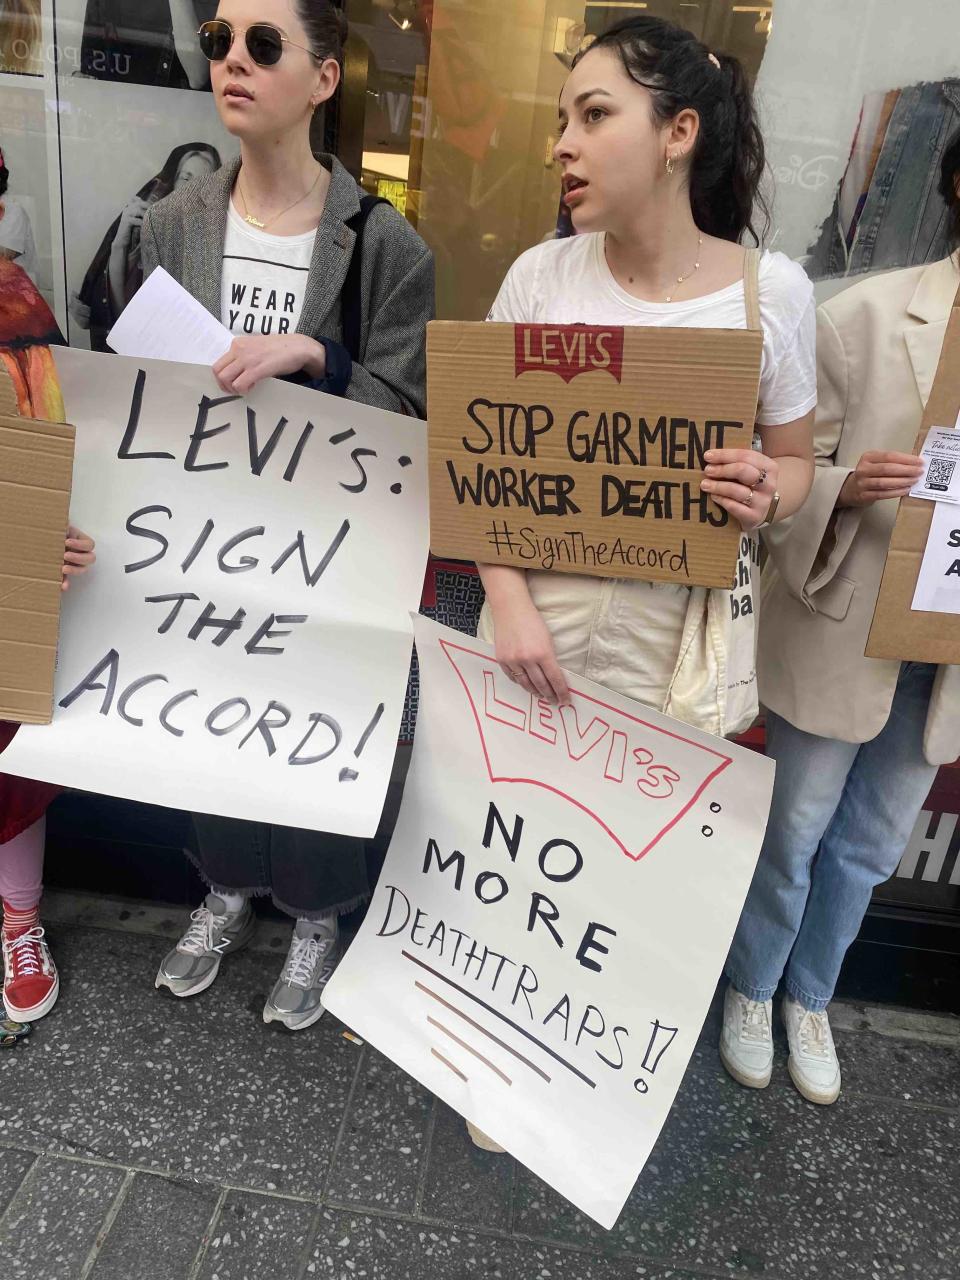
[752,467,767,490]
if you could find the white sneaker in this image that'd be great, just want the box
[719,984,773,1089]
[782,996,841,1105]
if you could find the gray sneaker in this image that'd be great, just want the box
[155,895,255,998]
[262,921,342,1031]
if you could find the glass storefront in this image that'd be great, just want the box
[1,0,959,933]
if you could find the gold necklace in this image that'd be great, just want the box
[236,167,322,232]
[664,232,704,302]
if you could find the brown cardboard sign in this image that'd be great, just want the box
[0,364,76,724]
[866,293,960,663]
[427,321,762,588]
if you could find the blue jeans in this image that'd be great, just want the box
[725,663,939,1012]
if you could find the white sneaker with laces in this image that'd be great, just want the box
[719,984,773,1089]
[782,995,841,1105]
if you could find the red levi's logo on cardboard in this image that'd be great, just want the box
[440,639,732,861]
[514,325,625,384]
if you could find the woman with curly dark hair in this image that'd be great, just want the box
[470,13,817,1150]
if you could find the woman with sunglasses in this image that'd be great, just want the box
[143,0,434,1030]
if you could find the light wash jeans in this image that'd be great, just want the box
[725,663,939,1012]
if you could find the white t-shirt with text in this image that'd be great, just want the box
[221,202,316,336]
[487,233,817,427]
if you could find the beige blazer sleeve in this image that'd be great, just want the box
[762,306,864,609]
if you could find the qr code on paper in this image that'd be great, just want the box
[924,458,957,492]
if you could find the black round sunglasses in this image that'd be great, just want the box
[197,19,317,67]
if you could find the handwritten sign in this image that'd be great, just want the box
[324,617,775,1229]
[912,501,960,614]
[427,321,762,588]
[1,348,428,837]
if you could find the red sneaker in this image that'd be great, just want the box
[2,926,59,1021]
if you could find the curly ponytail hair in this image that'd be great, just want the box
[293,0,349,64]
[574,17,769,245]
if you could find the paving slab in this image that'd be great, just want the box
[324,1046,434,1213]
[89,1172,220,1279]
[0,925,360,1197]
[0,1148,37,1218]
[0,1156,125,1280]
[194,1190,317,1280]
[512,1037,960,1278]
[304,1208,701,1279]
[419,1101,515,1230]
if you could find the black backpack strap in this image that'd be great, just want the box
[341,195,392,363]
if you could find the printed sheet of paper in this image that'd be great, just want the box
[324,617,775,1230]
[911,500,960,615]
[107,267,233,366]
[1,348,428,836]
[909,425,960,504]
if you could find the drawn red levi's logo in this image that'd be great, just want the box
[514,325,625,384]
[439,640,732,861]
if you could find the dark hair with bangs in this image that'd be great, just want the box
[573,16,769,245]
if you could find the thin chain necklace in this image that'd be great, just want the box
[664,232,704,302]
[236,166,322,232]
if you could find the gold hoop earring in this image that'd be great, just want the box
[665,154,676,176]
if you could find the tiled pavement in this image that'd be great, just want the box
[0,898,958,1280]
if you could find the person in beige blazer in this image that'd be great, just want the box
[720,130,960,1108]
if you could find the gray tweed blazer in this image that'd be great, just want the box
[140,154,434,417]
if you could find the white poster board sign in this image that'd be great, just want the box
[2,347,428,836]
[912,501,960,615]
[324,617,775,1229]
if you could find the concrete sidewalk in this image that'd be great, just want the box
[0,892,958,1279]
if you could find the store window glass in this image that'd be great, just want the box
[340,0,774,320]
[1,1,958,340]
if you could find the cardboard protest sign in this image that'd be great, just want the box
[427,321,762,589]
[0,362,76,725]
[1,348,427,837]
[323,617,775,1229]
[867,286,960,663]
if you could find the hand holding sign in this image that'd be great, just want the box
[213,333,327,396]
[61,527,97,592]
[701,446,780,528]
[482,565,571,707]
[838,451,926,508]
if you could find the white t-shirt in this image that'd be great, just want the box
[487,233,817,427]
[221,202,316,336]
[0,198,38,283]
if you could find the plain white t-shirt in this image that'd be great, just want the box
[221,202,316,336]
[0,198,38,283]
[487,233,817,427]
